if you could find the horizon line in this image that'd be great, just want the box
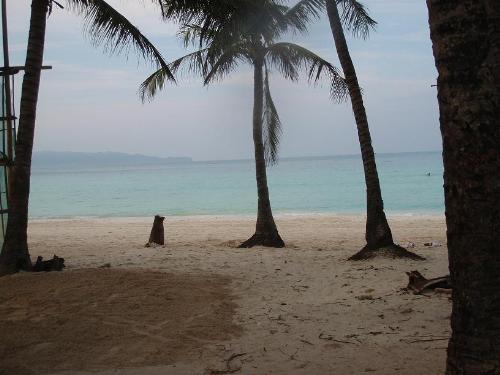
[34,149,442,164]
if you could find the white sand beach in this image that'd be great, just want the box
[0,214,450,374]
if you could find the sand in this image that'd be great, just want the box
[0,214,451,375]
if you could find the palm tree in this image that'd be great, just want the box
[141,0,348,248]
[324,0,423,260]
[427,0,500,373]
[0,0,170,275]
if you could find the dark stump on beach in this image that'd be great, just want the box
[145,215,165,247]
[33,255,65,272]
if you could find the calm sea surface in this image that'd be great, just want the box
[29,152,444,218]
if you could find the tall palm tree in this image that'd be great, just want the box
[141,0,348,248]
[0,0,170,276]
[427,0,500,373]
[324,0,423,260]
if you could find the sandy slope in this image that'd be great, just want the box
[0,214,450,374]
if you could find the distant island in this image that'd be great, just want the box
[32,151,193,168]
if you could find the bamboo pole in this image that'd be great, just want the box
[1,0,14,161]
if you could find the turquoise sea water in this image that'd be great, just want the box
[29,151,444,218]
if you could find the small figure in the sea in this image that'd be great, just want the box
[145,215,165,247]
[426,172,431,176]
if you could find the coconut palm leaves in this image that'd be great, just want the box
[262,67,281,165]
[149,0,252,47]
[65,0,171,76]
[271,0,377,39]
[337,0,377,39]
[286,0,324,32]
[265,42,347,101]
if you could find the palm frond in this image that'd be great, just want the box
[139,67,173,102]
[337,0,377,39]
[151,0,244,45]
[285,0,325,34]
[266,42,349,102]
[240,1,319,42]
[265,44,300,81]
[152,0,235,22]
[179,0,313,49]
[203,42,249,85]
[262,65,282,166]
[179,23,204,47]
[66,0,172,76]
[139,49,208,101]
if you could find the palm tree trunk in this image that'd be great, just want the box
[427,1,500,373]
[0,0,49,275]
[325,0,422,260]
[239,59,284,248]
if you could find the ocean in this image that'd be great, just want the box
[29,151,444,218]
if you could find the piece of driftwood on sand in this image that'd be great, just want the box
[406,270,451,294]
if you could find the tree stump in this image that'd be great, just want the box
[33,255,65,272]
[145,215,165,247]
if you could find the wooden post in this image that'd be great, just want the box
[145,215,165,247]
[2,0,13,159]
[2,0,14,203]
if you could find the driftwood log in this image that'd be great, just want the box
[145,215,165,247]
[406,270,451,294]
[33,255,65,272]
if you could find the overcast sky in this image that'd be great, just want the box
[5,0,440,161]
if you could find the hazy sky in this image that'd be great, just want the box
[5,0,440,161]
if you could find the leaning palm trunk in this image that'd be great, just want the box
[239,58,284,248]
[0,0,49,275]
[325,0,421,260]
[427,1,500,373]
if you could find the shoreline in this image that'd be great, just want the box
[28,211,446,222]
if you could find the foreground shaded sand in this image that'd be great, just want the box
[0,269,240,374]
[0,214,450,374]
